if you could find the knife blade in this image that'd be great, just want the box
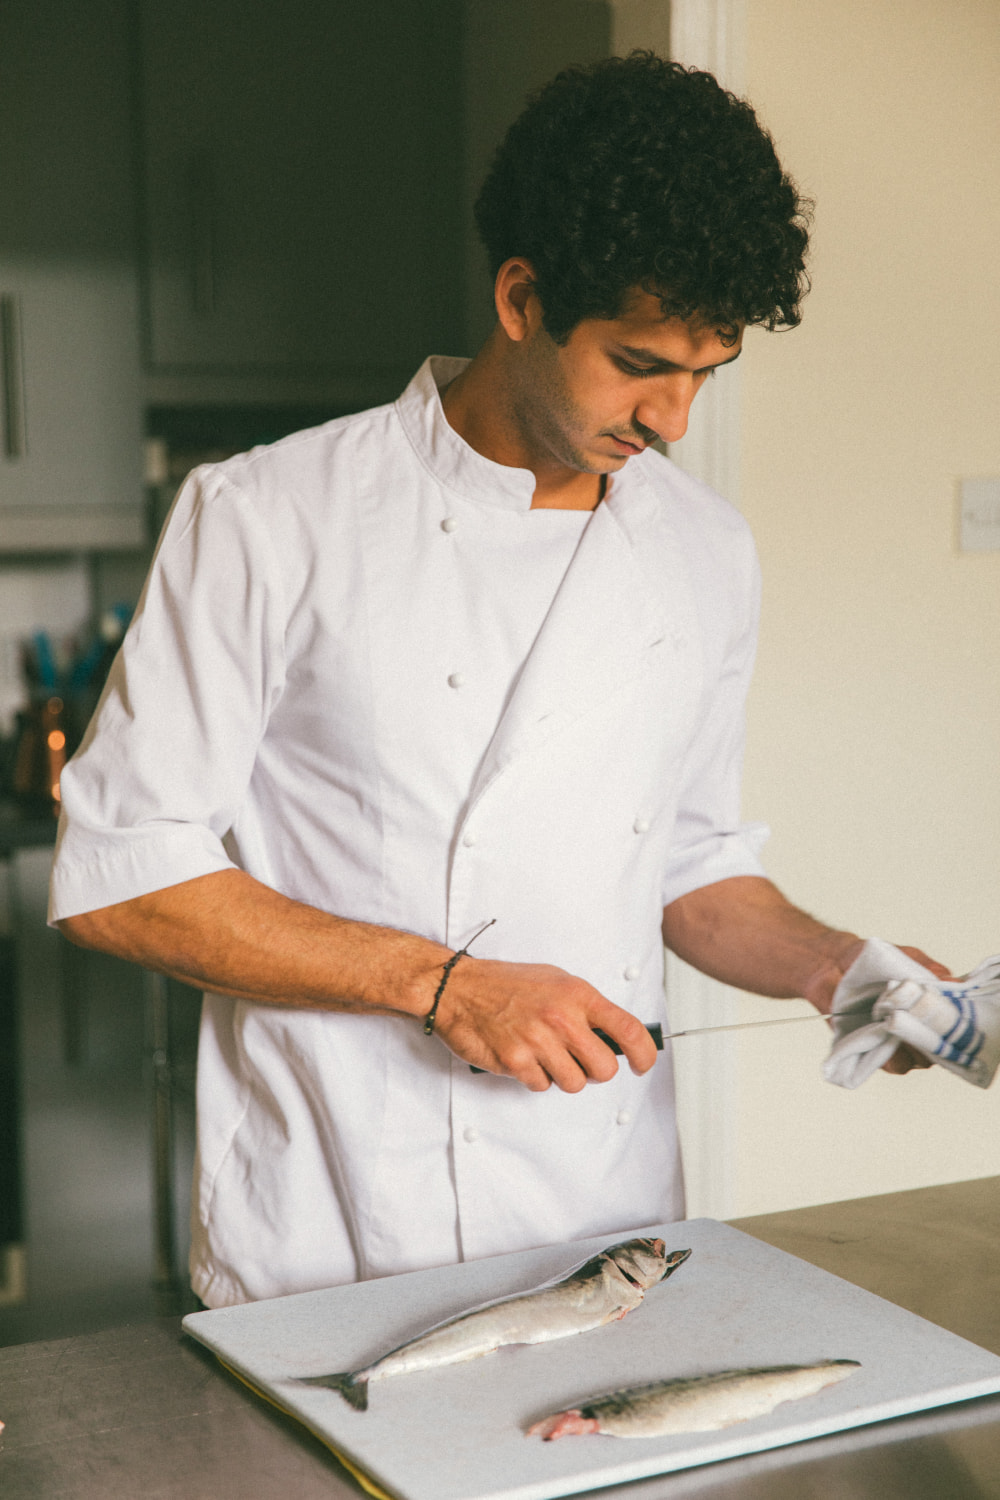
[468,1014,828,1073]
[663,1013,829,1041]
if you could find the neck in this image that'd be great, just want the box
[440,336,605,511]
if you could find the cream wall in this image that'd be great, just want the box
[727,0,1000,1213]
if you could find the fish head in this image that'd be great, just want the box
[606,1239,691,1289]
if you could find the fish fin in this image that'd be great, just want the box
[300,1371,369,1411]
[566,1254,610,1284]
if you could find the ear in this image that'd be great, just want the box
[494,258,543,343]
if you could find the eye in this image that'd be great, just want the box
[615,358,658,378]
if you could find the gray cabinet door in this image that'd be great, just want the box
[0,0,144,542]
[138,0,465,378]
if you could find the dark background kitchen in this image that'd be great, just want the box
[0,0,621,1346]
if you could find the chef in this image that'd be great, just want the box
[49,54,945,1308]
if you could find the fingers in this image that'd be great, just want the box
[896,945,953,980]
[435,959,656,1093]
[582,1005,659,1076]
[496,1032,592,1094]
[477,1012,627,1093]
[502,1010,656,1091]
[881,1041,934,1075]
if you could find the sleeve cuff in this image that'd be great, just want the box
[660,822,770,909]
[48,821,237,924]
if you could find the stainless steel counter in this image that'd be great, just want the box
[2,1176,999,1499]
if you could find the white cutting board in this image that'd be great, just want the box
[183,1218,1000,1500]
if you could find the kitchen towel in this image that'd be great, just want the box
[823,938,1000,1090]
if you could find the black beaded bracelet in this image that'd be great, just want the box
[423,918,496,1036]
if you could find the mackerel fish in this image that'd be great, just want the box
[304,1238,690,1411]
[529,1359,860,1439]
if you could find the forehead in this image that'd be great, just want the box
[584,287,743,363]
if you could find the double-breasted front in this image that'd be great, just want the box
[51,358,767,1307]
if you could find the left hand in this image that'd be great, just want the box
[804,941,952,1075]
[661,880,955,1078]
[879,945,953,1074]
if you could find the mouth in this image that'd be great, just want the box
[617,1238,668,1288]
[606,435,646,456]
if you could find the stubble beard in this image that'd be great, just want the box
[513,341,612,478]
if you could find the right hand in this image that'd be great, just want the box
[432,956,658,1093]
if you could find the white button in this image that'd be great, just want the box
[633,817,650,834]
[462,830,477,847]
[624,965,640,981]
[448,673,465,688]
[616,1109,632,1126]
[463,1125,479,1143]
[441,517,459,533]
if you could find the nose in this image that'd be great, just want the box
[635,373,703,445]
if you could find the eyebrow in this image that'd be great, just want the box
[615,343,743,375]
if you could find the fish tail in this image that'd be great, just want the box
[302,1371,369,1411]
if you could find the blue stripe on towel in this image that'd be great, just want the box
[936,996,983,1067]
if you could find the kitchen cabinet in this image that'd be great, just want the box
[0,0,145,550]
[137,0,465,404]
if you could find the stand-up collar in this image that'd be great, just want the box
[395,354,656,516]
[395,356,536,512]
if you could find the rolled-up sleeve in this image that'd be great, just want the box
[660,524,769,909]
[49,466,287,922]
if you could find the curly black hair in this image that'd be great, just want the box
[474,52,811,344]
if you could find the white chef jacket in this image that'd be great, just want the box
[50,356,768,1308]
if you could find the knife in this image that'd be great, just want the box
[468,1014,827,1072]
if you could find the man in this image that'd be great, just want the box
[50,54,944,1308]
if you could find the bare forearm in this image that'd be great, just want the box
[57,869,658,1090]
[663,876,954,1078]
[56,869,449,1019]
[661,876,862,1012]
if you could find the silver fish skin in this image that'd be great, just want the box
[306,1239,690,1411]
[529,1360,860,1440]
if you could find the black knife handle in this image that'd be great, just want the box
[469,1022,663,1073]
